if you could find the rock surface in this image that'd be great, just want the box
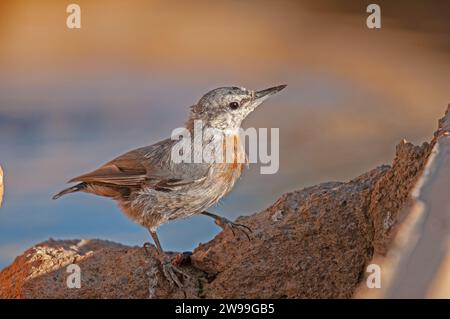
[357,106,450,298]
[1,109,447,299]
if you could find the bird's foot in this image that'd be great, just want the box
[142,243,190,288]
[160,255,191,288]
[214,217,252,240]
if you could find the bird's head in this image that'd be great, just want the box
[187,85,287,131]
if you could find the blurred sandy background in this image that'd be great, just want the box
[0,0,449,269]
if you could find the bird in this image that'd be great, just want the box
[53,84,286,287]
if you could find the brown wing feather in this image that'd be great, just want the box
[68,140,206,191]
[69,149,149,187]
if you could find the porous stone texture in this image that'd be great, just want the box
[0,239,201,299]
[192,168,388,298]
[1,109,446,299]
[367,140,431,255]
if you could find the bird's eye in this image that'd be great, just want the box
[229,102,240,110]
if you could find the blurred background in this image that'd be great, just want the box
[0,0,449,269]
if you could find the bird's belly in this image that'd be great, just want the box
[125,133,246,229]
[127,163,243,229]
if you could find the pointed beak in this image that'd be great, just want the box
[254,85,287,102]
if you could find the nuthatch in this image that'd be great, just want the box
[53,85,286,287]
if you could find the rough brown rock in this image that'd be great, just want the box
[192,168,388,298]
[1,108,447,299]
[368,140,431,255]
[356,106,450,298]
[0,239,202,299]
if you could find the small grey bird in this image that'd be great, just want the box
[53,84,286,287]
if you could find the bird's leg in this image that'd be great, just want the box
[201,211,252,240]
[148,229,190,288]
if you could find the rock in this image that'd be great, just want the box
[357,105,450,298]
[0,239,201,298]
[192,170,388,298]
[0,108,448,299]
[367,140,431,255]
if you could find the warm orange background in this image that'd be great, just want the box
[0,0,449,269]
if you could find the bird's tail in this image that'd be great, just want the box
[52,182,87,200]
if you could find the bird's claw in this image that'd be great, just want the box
[161,256,191,288]
[142,243,190,288]
[215,217,252,240]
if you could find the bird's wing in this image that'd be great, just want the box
[69,140,208,190]
[69,147,149,186]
